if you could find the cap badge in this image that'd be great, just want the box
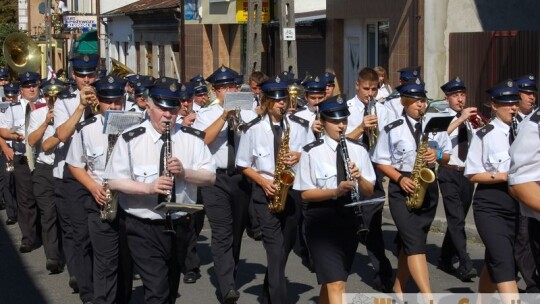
[275,76,280,83]
[530,75,535,80]
[413,70,418,76]
[26,72,30,77]
[170,83,177,92]
[181,85,186,91]
[507,80,513,87]
[314,76,320,82]
[51,78,56,84]
[136,82,141,87]
[108,76,114,83]
[337,96,344,104]
[221,66,226,72]
[161,78,167,83]
[83,55,90,62]
[415,78,421,85]
[69,86,74,93]
[456,76,461,82]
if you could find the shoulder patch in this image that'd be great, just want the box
[180,126,205,139]
[288,114,309,127]
[475,124,494,139]
[242,116,262,132]
[346,137,368,149]
[122,127,146,142]
[384,119,404,133]
[75,116,97,131]
[530,108,540,123]
[303,139,324,152]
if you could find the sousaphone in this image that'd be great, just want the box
[3,33,42,78]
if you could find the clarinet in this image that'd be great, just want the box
[338,132,369,236]
[161,122,176,234]
[511,113,519,138]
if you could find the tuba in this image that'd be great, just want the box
[406,116,436,209]
[100,134,120,222]
[110,58,135,79]
[3,33,42,78]
[268,118,295,213]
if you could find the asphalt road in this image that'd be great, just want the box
[0,203,525,304]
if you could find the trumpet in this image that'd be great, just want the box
[81,86,99,114]
[468,112,490,129]
[228,107,246,132]
[365,96,379,149]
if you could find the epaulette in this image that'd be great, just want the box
[288,113,309,128]
[303,139,324,152]
[75,116,97,131]
[242,116,262,132]
[346,137,368,149]
[475,124,494,139]
[180,126,205,139]
[384,119,403,133]
[529,108,540,123]
[122,126,146,142]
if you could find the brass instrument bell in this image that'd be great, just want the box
[3,33,42,78]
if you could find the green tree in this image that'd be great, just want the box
[0,23,19,66]
[0,0,17,24]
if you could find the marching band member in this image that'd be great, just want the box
[192,65,250,303]
[0,66,10,99]
[178,84,196,127]
[126,75,154,113]
[51,53,100,299]
[248,71,268,110]
[374,66,393,100]
[105,77,215,303]
[436,77,478,281]
[384,66,421,122]
[27,77,65,274]
[293,76,327,142]
[190,74,209,112]
[294,94,375,304]
[236,75,308,304]
[345,67,393,292]
[324,71,336,99]
[464,80,520,302]
[511,74,540,293]
[372,78,451,297]
[0,71,45,254]
[0,83,18,226]
[66,75,129,304]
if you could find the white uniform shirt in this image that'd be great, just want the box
[52,91,84,178]
[104,120,215,220]
[235,115,309,180]
[384,97,403,123]
[509,109,540,220]
[293,135,376,191]
[192,103,257,169]
[372,116,452,172]
[66,115,109,183]
[464,118,512,177]
[446,108,475,167]
[27,106,55,165]
[292,105,318,143]
[377,84,393,100]
[345,95,389,138]
[0,98,46,154]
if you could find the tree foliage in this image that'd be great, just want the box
[0,0,17,24]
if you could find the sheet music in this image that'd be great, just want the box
[223,92,253,111]
[103,110,144,134]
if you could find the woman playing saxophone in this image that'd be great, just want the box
[372,78,451,300]
[236,75,310,304]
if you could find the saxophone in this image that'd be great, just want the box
[405,131,436,209]
[268,118,295,213]
[100,134,120,222]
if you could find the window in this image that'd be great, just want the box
[366,20,389,71]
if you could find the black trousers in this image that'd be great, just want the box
[183,188,205,274]
[252,184,300,304]
[437,166,474,267]
[125,213,192,304]
[514,215,540,292]
[0,153,17,219]
[13,155,38,247]
[55,177,76,277]
[32,162,62,262]
[200,172,251,300]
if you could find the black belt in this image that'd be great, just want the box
[441,164,465,172]
[216,168,240,175]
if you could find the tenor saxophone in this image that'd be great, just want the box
[268,118,295,213]
[100,134,120,222]
[405,132,436,209]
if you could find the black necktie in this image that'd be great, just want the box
[157,134,176,204]
[414,122,421,143]
[509,127,515,145]
[361,107,370,147]
[336,142,346,183]
[456,114,468,161]
[272,124,282,163]
[226,128,236,175]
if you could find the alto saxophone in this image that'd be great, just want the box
[268,118,295,213]
[406,127,436,209]
[100,133,120,222]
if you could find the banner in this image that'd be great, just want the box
[63,15,98,30]
[236,0,270,23]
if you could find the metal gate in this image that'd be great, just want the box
[449,31,539,115]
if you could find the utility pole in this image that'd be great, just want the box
[246,0,263,75]
[178,0,186,81]
[277,0,297,75]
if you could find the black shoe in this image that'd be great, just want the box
[5,218,17,225]
[437,259,456,274]
[183,271,201,284]
[223,289,240,304]
[19,243,33,253]
[69,276,79,293]
[46,259,64,274]
[456,266,477,282]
